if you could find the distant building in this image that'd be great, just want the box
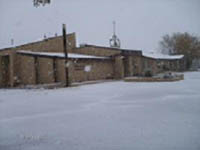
[142,52,185,76]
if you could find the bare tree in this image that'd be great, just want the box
[159,32,200,68]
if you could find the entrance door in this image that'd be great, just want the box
[0,56,10,87]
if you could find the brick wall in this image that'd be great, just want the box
[70,59,114,82]
[114,56,124,79]
[37,57,55,84]
[15,33,76,53]
[55,59,66,84]
[16,55,36,85]
[72,46,121,57]
[141,57,157,76]
[13,53,115,86]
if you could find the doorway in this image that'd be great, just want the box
[0,56,10,87]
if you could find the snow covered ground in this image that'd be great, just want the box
[0,72,200,150]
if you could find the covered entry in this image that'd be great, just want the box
[0,55,10,87]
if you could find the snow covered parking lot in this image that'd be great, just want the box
[0,72,200,150]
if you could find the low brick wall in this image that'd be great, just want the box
[124,74,184,82]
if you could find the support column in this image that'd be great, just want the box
[34,56,39,84]
[127,56,134,76]
[114,56,124,79]
[9,53,15,87]
[53,58,57,82]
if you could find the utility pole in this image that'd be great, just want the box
[62,24,69,87]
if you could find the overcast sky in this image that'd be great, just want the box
[0,0,200,52]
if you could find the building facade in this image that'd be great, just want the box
[0,33,186,88]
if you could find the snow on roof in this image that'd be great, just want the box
[17,50,110,59]
[78,44,142,52]
[142,52,184,60]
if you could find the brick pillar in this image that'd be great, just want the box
[114,56,124,79]
[127,56,134,76]
[53,58,57,82]
[9,53,15,87]
[34,56,39,85]
[136,56,143,76]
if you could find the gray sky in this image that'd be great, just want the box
[0,0,200,52]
